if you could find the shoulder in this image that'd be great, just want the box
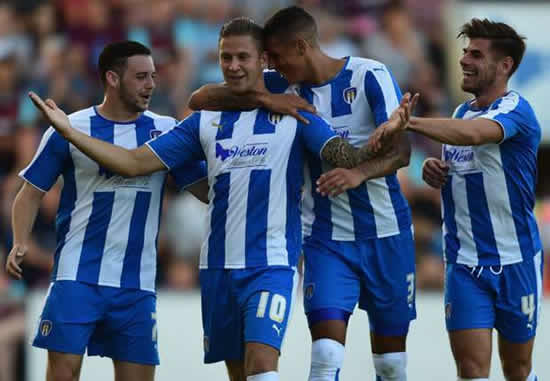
[349,57,389,75]
[67,106,96,130]
[143,110,178,131]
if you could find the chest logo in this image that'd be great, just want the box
[268,112,283,125]
[343,87,357,104]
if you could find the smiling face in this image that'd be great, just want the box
[116,55,156,113]
[459,38,502,96]
[219,34,266,94]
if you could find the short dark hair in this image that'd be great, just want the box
[264,6,318,45]
[219,17,264,51]
[98,41,151,86]
[458,18,526,77]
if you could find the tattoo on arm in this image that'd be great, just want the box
[356,133,410,180]
[320,137,378,169]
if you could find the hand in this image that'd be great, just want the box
[316,168,365,197]
[5,244,27,280]
[260,93,316,124]
[422,158,449,188]
[368,92,419,154]
[28,92,71,137]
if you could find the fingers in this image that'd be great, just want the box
[6,249,25,280]
[292,110,310,124]
[422,159,448,188]
[409,93,420,115]
[28,91,47,110]
[316,172,348,196]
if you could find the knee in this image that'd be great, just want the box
[373,352,407,381]
[245,344,278,376]
[457,356,489,379]
[48,362,79,381]
[502,359,531,381]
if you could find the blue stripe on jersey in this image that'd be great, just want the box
[454,103,470,119]
[76,115,116,283]
[253,110,276,134]
[500,146,538,261]
[389,69,403,100]
[216,111,240,140]
[308,151,332,237]
[465,173,499,265]
[209,173,230,267]
[121,191,151,288]
[330,69,353,117]
[442,176,459,263]
[23,132,69,191]
[77,192,115,283]
[385,174,412,231]
[285,132,302,266]
[299,87,314,104]
[135,114,156,145]
[51,156,77,281]
[364,71,388,126]
[347,184,376,236]
[245,169,271,267]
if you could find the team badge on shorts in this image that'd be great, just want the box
[268,112,283,125]
[445,303,452,320]
[150,129,162,139]
[343,87,357,104]
[40,320,53,336]
[304,283,315,300]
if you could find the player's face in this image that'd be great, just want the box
[219,35,266,94]
[459,38,498,96]
[118,55,156,113]
[265,36,308,84]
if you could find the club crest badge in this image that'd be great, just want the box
[150,129,162,139]
[40,320,53,336]
[343,87,357,104]
[268,112,283,125]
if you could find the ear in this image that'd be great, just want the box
[105,70,120,88]
[296,39,308,56]
[500,56,514,77]
[260,50,268,70]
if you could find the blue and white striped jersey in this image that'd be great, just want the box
[442,91,542,266]
[264,56,412,241]
[147,109,337,269]
[20,107,207,292]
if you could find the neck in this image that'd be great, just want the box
[304,49,346,85]
[472,81,508,108]
[96,94,141,122]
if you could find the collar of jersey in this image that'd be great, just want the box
[301,56,351,89]
[467,90,513,112]
[93,106,147,125]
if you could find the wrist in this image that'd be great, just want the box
[353,166,369,182]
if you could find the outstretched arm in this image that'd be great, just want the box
[407,116,503,145]
[188,83,315,124]
[29,92,166,177]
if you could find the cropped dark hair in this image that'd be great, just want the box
[458,18,526,77]
[219,17,264,51]
[264,6,318,45]
[98,41,151,86]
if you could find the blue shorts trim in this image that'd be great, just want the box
[306,308,351,327]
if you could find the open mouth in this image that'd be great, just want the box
[462,69,476,79]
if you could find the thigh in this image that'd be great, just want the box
[47,351,84,381]
[444,264,495,332]
[239,267,297,355]
[449,329,492,378]
[495,253,543,343]
[200,269,243,364]
[359,229,416,336]
[89,288,159,366]
[303,239,360,314]
[113,360,155,381]
[33,282,102,355]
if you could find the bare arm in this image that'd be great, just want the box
[5,182,44,279]
[320,137,378,169]
[29,92,166,178]
[188,83,261,111]
[408,116,503,145]
[188,83,315,124]
[185,178,209,204]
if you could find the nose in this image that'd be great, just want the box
[228,57,240,72]
[145,76,155,90]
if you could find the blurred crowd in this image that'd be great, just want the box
[0,0,549,379]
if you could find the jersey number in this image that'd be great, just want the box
[521,294,535,322]
[256,291,287,323]
[406,273,415,304]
